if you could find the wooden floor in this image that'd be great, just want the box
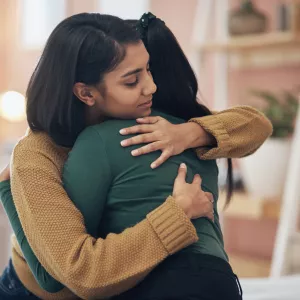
[228,252,271,278]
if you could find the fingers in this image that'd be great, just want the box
[205,193,214,222]
[175,163,187,184]
[205,192,214,204]
[121,133,155,147]
[136,116,161,124]
[150,150,172,169]
[131,142,162,157]
[193,203,214,222]
[119,124,153,136]
[192,174,202,185]
[206,211,215,222]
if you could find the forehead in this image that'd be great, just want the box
[112,42,149,75]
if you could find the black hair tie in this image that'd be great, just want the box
[136,12,157,47]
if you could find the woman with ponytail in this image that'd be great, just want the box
[0,12,271,299]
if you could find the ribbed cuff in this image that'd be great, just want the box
[189,117,232,160]
[146,196,198,255]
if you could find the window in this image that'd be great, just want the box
[21,0,66,49]
[99,0,149,20]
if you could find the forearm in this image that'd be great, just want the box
[189,105,273,159]
[0,180,63,293]
[12,162,197,299]
[179,122,217,149]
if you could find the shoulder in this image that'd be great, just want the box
[13,130,69,170]
[151,110,185,124]
[78,119,137,142]
[91,119,137,133]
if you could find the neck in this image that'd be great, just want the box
[85,107,106,126]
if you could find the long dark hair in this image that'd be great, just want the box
[26,13,140,147]
[127,15,233,205]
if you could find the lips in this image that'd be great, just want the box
[138,100,152,107]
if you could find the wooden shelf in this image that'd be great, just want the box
[218,192,281,220]
[196,32,300,69]
[196,32,300,52]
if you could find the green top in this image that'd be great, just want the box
[0,110,227,294]
[63,111,226,260]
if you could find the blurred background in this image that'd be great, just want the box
[0,0,300,298]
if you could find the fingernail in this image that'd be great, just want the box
[151,163,156,169]
[121,140,127,146]
[136,118,143,121]
[180,163,186,168]
[119,129,126,134]
[131,150,138,156]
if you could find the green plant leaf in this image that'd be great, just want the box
[284,91,299,112]
[250,90,280,106]
[249,89,298,138]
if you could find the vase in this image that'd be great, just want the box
[228,0,268,36]
[239,138,291,199]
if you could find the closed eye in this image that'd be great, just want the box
[125,76,139,87]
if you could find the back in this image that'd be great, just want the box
[64,110,227,261]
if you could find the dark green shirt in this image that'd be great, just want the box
[63,111,227,260]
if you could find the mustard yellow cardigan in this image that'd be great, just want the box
[10,106,272,299]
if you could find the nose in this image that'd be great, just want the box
[142,73,157,97]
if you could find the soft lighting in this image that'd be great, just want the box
[0,91,26,122]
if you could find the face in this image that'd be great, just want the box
[75,41,157,122]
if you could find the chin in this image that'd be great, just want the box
[138,108,152,118]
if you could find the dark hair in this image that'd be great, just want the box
[127,17,233,205]
[26,13,141,147]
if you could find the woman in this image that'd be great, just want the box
[0,13,271,299]
[57,12,239,299]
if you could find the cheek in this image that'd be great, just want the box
[101,87,142,118]
[110,87,141,108]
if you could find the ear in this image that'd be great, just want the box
[73,83,99,107]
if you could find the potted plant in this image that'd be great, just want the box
[240,90,299,198]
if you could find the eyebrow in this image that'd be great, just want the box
[121,68,143,78]
[121,59,150,78]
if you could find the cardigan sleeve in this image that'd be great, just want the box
[0,180,64,293]
[11,134,197,299]
[189,106,273,160]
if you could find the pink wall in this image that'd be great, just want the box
[0,0,29,141]
[229,0,300,106]
[0,1,8,93]
[151,0,300,107]
[151,0,197,56]
[0,0,99,141]
[1,0,299,141]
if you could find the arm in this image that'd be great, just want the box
[119,106,273,166]
[11,134,197,299]
[188,105,273,159]
[0,180,64,293]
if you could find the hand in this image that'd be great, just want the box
[172,163,214,221]
[0,163,11,182]
[120,116,190,169]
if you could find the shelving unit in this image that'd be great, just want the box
[218,192,281,220]
[196,31,300,52]
[192,0,300,278]
[196,31,300,69]
[193,0,300,69]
